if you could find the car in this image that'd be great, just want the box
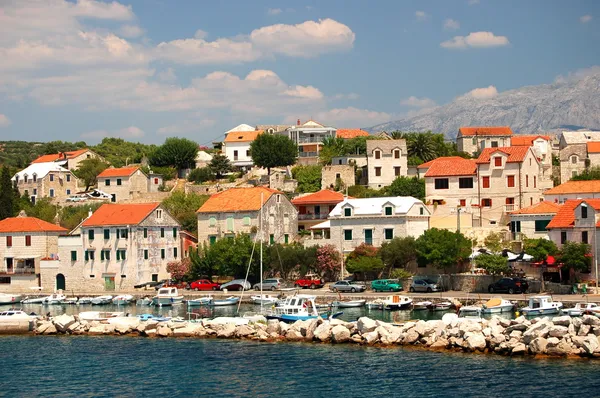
[410,279,441,293]
[253,278,285,291]
[66,195,87,202]
[329,280,366,293]
[294,274,325,289]
[371,279,402,292]
[189,279,221,291]
[488,277,529,294]
[220,279,252,291]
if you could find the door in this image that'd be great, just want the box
[6,258,13,273]
[111,194,116,203]
[364,229,373,245]
[56,274,66,291]
[104,276,115,291]
[314,206,321,218]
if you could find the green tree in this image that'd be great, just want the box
[187,167,215,184]
[523,238,558,262]
[162,191,209,232]
[318,136,346,165]
[407,133,437,162]
[379,236,417,276]
[151,137,199,171]
[92,137,156,167]
[268,243,316,280]
[73,158,109,190]
[557,241,591,273]
[292,165,322,193]
[189,243,222,281]
[0,166,14,220]
[60,203,102,230]
[474,254,510,275]
[314,244,341,281]
[250,134,298,174]
[415,228,472,271]
[484,232,508,254]
[208,153,232,179]
[571,166,600,181]
[384,176,425,200]
[207,234,268,280]
[345,243,384,278]
[22,197,57,223]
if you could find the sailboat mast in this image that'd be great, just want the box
[260,192,264,313]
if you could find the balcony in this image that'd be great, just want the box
[504,204,516,212]
[298,213,328,220]
[0,267,35,275]
[298,137,326,144]
[299,151,318,158]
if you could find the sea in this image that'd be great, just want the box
[1,303,599,397]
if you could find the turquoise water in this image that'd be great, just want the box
[0,336,598,397]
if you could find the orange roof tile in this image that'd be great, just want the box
[459,126,513,137]
[417,159,437,169]
[546,199,600,229]
[511,135,551,146]
[335,129,370,139]
[97,167,140,178]
[197,187,281,213]
[476,146,530,163]
[0,217,67,233]
[291,190,347,205]
[32,149,90,164]
[510,201,562,215]
[544,180,600,195]
[223,130,262,143]
[422,157,477,177]
[81,203,160,227]
[587,142,600,154]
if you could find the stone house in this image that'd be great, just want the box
[31,148,103,171]
[511,135,552,170]
[196,186,298,245]
[508,201,561,241]
[366,139,408,189]
[456,126,513,156]
[40,203,181,292]
[282,120,336,165]
[557,131,600,183]
[223,130,262,169]
[0,213,67,292]
[321,165,356,190]
[12,163,80,204]
[543,180,600,203]
[97,167,162,203]
[291,190,346,231]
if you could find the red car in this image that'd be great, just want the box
[294,276,325,289]
[189,279,221,291]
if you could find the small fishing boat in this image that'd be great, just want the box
[250,294,279,305]
[521,295,563,316]
[332,299,366,308]
[64,297,79,305]
[152,288,183,307]
[136,297,152,306]
[90,296,113,305]
[412,301,433,311]
[186,296,213,306]
[21,296,45,304]
[366,299,385,310]
[564,302,599,317]
[138,314,170,322]
[430,301,453,311]
[481,297,514,314]
[458,305,483,317]
[77,297,94,305]
[42,293,66,305]
[383,295,412,310]
[266,294,342,323]
[211,296,240,306]
[0,293,22,305]
[112,295,134,305]
[78,311,124,321]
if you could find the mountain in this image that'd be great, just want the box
[368,71,600,138]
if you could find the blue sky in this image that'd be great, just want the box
[0,0,598,145]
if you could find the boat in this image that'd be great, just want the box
[77,297,94,305]
[564,302,599,317]
[521,295,563,316]
[332,299,366,308]
[21,296,45,304]
[138,314,170,322]
[186,296,213,306]
[481,297,514,314]
[64,297,79,305]
[78,311,124,321]
[136,297,153,306]
[366,299,385,310]
[250,294,279,305]
[0,309,38,331]
[266,294,342,323]
[458,305,483,318]
[383,295,412,310]
[0,293,22,305]
[430,301,453,311]
[412,301,433,311]
[211,296,240,306]
[112,295,134,305]
[42,293,66,305]
[151,288,183,307]
[91,295,113,305]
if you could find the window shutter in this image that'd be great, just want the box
[85,251,89,261]
[144,228,148,238]
[173,228,177,238]
[100,250,105,261]
[161,228,165,238]
[71,251,77,261]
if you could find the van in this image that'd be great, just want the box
[371,279,402,292]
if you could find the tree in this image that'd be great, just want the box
[21,197,57,223]
[187,167,215,184]
[162,191,209,232]
[345,243,384,278]
[189,243,222,281]
[268,243,317,280]
[557,241,591,273]
[167,258,191,281]
[0,166,14,220]
[92,137,156,167]
[250,134,298,174]
[318,136,345,165]
[209,154,232,179]
[379,236,417,276]
[407,133,436,162]
[384,176,425,200]
[415,228,472,271]
[315,244,341,281]
[292,165,322,193]
[60,203,102,230]
[151,137,199,171]
[484,232,508,254]
[571,166,600,181]
[523,238,558,262]
[474,254,510,275]
[73,158,109,190]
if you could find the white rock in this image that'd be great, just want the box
[313,322,332,342]
[285,329,304,341]
[582,315,600,327]
[546,337,560,347]
[331,325,351,343]
[551,316,571,326]
[459,320,482,335]
[511,343,527,354]
[529,337,548,354]
[363,331,379,344]
[465,333,487,351]
[357,317,378,334]
[216,323,235,338]
[548,325,569,338]
[235,324,255,338]
[403,329,420,344]
[266,320,280,335]
[173,325,197,337]
[157,325,172,337]
[577,324,591,336]
[53,314,76,333]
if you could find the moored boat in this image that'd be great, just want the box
[332,299,366,308]
[250,294,279,305]
[266,294,341,322]
[112,295,134,305]
[0,293,22,305]
[430,301,453,311]
[383,295,412,310]
[64,297,79,305]
[412,301,433,311]
[90,295,113,305]
[78,311,124,321]
[136,297,152,306]
[521,295,563,316]
[366,299,385,310]
[481,297,514,314]
[186,296,213,306]
[564,302,599,317]
[42,293,66,305]
[152,288,183,307]
[21,296,45,304]
[211,296,240,306]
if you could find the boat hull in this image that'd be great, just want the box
[211,298,240,306]
[152,297,183,306]
[521,307,561,316]
[482,304,514,314]
[333,300,366,308]
[0,294,22,304]
[269,311,343,323]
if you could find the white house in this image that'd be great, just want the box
[366,139,408,189]
[544,180,600,204]
[508,201,561,241]
[223,130,262,169]
[283,120,336,165]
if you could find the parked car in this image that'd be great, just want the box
[164,280,188,290]
[329,280,366,293]
[220,279,252,291]
[66,195,87,202]
[488,277,529,294]
[189,279,221,291]
[294,275,325,289]
[253,278,285,291]
[410,279,441,293]
[371,279,402,292]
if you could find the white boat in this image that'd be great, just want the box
[383,295,412,310]
[42,293,66,305]
[78,311,125,322]
[458,305,483,317]
[412,301,433,310]
[564,302,599,317]
[21,296,45,304]
[112,295,134,305]
[430,301,453,311]
[332,299,366,308]
[211,296,240,306]
[250,294,279,305]
[366,299,385,310]
[266,294,341,323]
[77,297,94,305]
[187,296,213,306]
[481,297,514,314]
[152,288,183,307]
[0,293,22,305]
[64,297,79,305]
[91,295,113,305]
[136,297,153,306]
[0,309,37,332]
[0,309,36,319]
[521,295,563,316]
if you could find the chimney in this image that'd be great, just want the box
[297,119,301,126]
[88,208,93,219]
[17,210,27,218]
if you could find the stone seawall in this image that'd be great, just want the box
[32,313,600,358]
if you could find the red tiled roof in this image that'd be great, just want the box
[587,142,600,154]
[417,159,436,169]
[544,180,600,195]
[335,129,370,139]
[511,135,551,146]
[32,149,90,164]
[422,157,477,177]
[223,131,262,143]
[97,167,139,178]
[0,217,67,233]
[459,126,513,137]
[546,199,600,229]
[476,146,530,163]
[81,203,160,227]
[510,201,562,215]
[197,187,282,213]
[291,190,347,205]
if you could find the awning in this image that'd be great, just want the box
[13,255,40,260]
[310,220,330,229]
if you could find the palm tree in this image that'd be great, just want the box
[390,131,406,140]
[408,133,436,162]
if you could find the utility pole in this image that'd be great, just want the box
[456,205,461,233]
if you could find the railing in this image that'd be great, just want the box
[504,204,516,212]
[299,151,318,157]
[298,213,328,220]
[298,137,326,144]
[0,268,35,275]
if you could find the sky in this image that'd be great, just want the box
[0,0,599,145]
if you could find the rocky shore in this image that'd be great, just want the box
[33,314,600,358]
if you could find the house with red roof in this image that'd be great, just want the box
[456,126,513,156]
[511,135,553,170]
[196,187,297,245]
[291,190,347,231]
[97,166,163,202]
[0,212,67,291]
[31,148,103,171]
[335,129,369,139]
[223,129,263,169]
[12,162,80,204]
[508,201,562,240]
[543,180,600,203]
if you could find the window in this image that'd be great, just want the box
[144,250,148,260]
[49,174,54,182]
[233,150,238,160]
[33,189,37,195]
[420,207,424,215]
[226,216,234,231]
[6,236,12,247]
[284,234,289,244]
[85,250,95,261]
[243,216,251,226]
[571,155,578,164]
[143,228,148,238]
[482,176,490,188]
[526,175,529,187]
[24,175,28,183]
[491,141,498,148]
[434,178,449,190]
[25,235,31,246]
[276,194,281,203]
[460,199,466,207]
[104,229,110,240]
[507,175,515,187]
[534,176,537,188]
[494,157,502,167]
[394,149,400,159]
[344,230,353,241]
[394,166,401,176]
[154,178,159,185]
[374,150,381,159]
[120,229,128,239]
[173,248,178,258]
[49,189,54,198]
[534,220,550,232]
[270,234,274,244]
[105,179,110,186]
[160,228,165,238]
[506,197,515,205]
[101,250,110,261]
[582,231,589,244]
[582,205,588,219]
[209,217,216,227]
[209,236,217,245]
[335,173,341,179]
[71,251,77,261]
[472,137,477,145]
[482,199,492,207]
[33,174,37,182]
[560,231,567,244]
[66,174,71,182]
[116,179,122,186]
[385,206,393,216]
[156,209,163,219]
[152,274,158,282]
[66,189,71,195]
[384,228,394,240]
[172,227,177,238]
[344,208,352,217]
[116,249,126,260]
[375,167,381,177]
[246,150,250,157]
[88,230,94,241]
[459,178,473,189]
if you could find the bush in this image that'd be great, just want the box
[390,268,413,280]
[188,167,215,184]
[146,165,177,181]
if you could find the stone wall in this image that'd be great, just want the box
[321,165,355,190]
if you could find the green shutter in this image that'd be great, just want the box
[226,217,233,231]
[385,207,392,216]
[100,250,105,261]
[121,250,126,260]
[385,229,394,239]
[284,234,289,244]
[161,228,165,238]
[270,234,274,244]
[85,251,89,261]
[88,230,94,240]
[174,248,178,258]
[124,229,128,239]
[104,229,109,240]
[116,250,120,261]
[143,228,148,238]
[173,228,177,238]
[144,250,148,260]
[344,230,352,241]
[344,208,351,217]
[71,251,77,261]
[209,236,216,245]
[161,249,165,259]
[117,178,122,186]
[535,220,550,232]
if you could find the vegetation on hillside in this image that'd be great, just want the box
[291,165,322,193]
[250,134,298,174]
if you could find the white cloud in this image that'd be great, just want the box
[119,25,145,38]
[468,0,480,5]
[286,107,391,128]
[0,114,11,127]
[400,96,437,108]
[415,11,429,21]
[467,85,498,99]
[441,31,509,49]
[554,65,600,84]
[155,37,259,65]
[283,85,324,99]
[194,29,208,39]
[71,0,134,20]
[444,19,460,30]
[157,67,177,82]
[333,93,360,100]
[81,125,145,140]
[267,8,282,15]
[580,15,592,24]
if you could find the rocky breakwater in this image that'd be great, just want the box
[34,314,600,358]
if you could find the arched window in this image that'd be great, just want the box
[571,155,578,164]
